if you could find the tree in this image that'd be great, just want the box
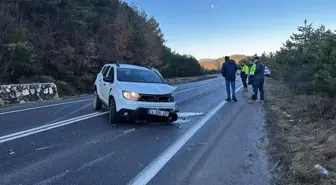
[0,0,205,95]
[263,20,336,97]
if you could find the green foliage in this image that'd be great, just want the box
[263,20,336,97]
[160,46,203,78]
[0,0,204,95]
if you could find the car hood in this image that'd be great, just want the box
[118,82,176,95]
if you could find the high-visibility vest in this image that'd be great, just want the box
[242,65,249,74]
[249,64,256,75]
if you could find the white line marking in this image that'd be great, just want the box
[46,102,92,124]
[35,145,56,151]
[174,82,220,95]
[123,128,136,134]
[0,111,108,144]
[0,98,92,115]
[34,170,70,185]
[76,151,115,172]
[128,85,243,185]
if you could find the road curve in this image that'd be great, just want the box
[0,75,269,185]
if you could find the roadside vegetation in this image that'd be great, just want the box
[0,0,213,96]
[263,20,336,185]
[199,54,247,72]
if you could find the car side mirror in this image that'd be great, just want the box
[103,76,113,83]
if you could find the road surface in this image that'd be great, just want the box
[0,75,269,185]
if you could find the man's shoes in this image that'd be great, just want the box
[248,99,256,103]
[225,98,231,101]
[244,88,248,92]
[259,100,265,104]
[232,97,237,102]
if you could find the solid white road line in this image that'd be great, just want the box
[0,111,108,144]
[0,99,92,116]
[174,82,221,95]
[128,85,244,185]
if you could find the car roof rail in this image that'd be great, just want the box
[108,60,120,67]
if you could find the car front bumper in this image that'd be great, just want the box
[117,108,179,123]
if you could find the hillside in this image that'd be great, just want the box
[0,0,204,95]
[199,55,247,70]
[199,58,215,63]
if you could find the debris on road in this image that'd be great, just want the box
[177,112,204,118]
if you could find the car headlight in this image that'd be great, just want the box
[122,91,140,101]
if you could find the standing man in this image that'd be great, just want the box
[240,61,249,92]
[221,56,238,102]
[248,56,265,104]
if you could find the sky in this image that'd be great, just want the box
[123,0,336,60]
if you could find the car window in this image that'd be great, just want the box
[107,67,114,82]
[103,66,110,77]
[117,68,164,83]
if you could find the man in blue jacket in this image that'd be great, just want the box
[221,56,238,102]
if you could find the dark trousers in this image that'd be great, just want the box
[225,79,236,98]
[241,75,247,88]
[251,80,264,100]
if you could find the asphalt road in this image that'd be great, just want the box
[0,75,269,185]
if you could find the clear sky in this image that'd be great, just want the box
[123,0,336,60]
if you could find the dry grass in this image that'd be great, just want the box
[264,78,336,185]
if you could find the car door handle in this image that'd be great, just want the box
[103,83,105,86]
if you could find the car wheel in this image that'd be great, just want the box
[109,97,118,125]
[93,90,102,110]
[166,112,178,124]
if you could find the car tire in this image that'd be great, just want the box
[109,97,118,125]
[166,112,178,124]
[93,90,102,110]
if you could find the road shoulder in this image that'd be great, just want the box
[264,78,336,185]
[149,87,269,185]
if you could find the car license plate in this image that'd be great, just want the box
[147,109,169,117]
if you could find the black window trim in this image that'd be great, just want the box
[101,66,107,74]
[107,66,115,83]
[103,66,111,77]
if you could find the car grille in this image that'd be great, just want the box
[138,94,174,102]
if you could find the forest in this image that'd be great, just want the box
[0,0,206,95]
[263,20,336,185]
[264,20,336,98]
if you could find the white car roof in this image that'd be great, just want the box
[105,63,149,70]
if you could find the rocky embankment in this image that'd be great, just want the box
[165,75,216,85]
[0,75,217,106]
[0,83,58,106]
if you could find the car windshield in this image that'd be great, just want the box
[117,68,164,83]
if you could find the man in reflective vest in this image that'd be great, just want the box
[248,61,256,85]
[248,56,265,104]
[240,61,249,92]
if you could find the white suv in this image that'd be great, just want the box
[93,61,178,124]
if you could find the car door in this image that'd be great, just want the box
[100,66,111,103]
[96,66,106,97]
[101,66,115,103]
